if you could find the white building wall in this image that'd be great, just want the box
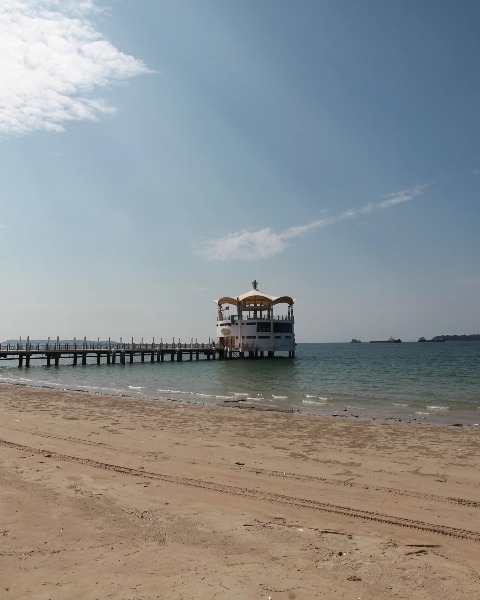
[216,318,295,352]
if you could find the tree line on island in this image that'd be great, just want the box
[349,334,480,343]
[418,334,480,342]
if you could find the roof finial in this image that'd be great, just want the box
[252,279,258,290]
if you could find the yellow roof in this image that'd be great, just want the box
[215,288,294,308]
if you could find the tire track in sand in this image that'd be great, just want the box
[2,438,480,542]
[9,428,480,510]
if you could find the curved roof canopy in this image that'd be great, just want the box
[216,288,295,308]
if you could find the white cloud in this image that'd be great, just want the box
[201,227,287,261]
[280,216,334,240]
[201,184,427,261]
[0,0,152,137]
[346,184,427,218]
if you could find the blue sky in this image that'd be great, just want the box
[1,0,479,342]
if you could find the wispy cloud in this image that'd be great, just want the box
[0,0,152,137]
[200,184,427,261]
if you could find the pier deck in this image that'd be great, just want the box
[0,340,292,367]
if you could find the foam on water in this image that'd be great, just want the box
[302,398,328,406]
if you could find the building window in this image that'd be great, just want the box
[246,336,256,339]
[273,322,293,333]
[258,335,270,339]
[257,322,271,333]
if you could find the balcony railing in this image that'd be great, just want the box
[217,314,294,323]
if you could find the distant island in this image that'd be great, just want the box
[348,334,480,344]
[419,334,480,342]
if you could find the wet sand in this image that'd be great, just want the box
[0,383,479,599]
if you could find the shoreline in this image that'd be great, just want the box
[1,379,478,428]
[1,383,479,598]
[1,339,479,427]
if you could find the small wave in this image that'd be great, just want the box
[75,384,125,394]
[195,393,214,398]
[394,403,408,407]
[272,395,288,399]
[426,405,449,411]
[1,376,36,384]
[303,398,328,405]
[128,386,144,390]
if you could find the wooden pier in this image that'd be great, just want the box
[0,338,290,368]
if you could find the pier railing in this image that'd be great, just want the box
[0,340,216,352]
[0,338,294,365]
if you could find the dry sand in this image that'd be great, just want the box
[0,383,479,599]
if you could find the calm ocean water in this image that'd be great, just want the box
[1,342,479,426]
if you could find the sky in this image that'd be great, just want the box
[1,0,479,343]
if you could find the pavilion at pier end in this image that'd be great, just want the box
[215,280,296,358]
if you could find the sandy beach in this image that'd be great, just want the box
[0,383,479,599]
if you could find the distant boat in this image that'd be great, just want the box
[370,336,401,344]
[350,338,361,343]
[418,337,445,343]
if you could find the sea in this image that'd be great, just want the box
[1,342,479,426]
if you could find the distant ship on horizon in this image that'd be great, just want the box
[370,336,401,344]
